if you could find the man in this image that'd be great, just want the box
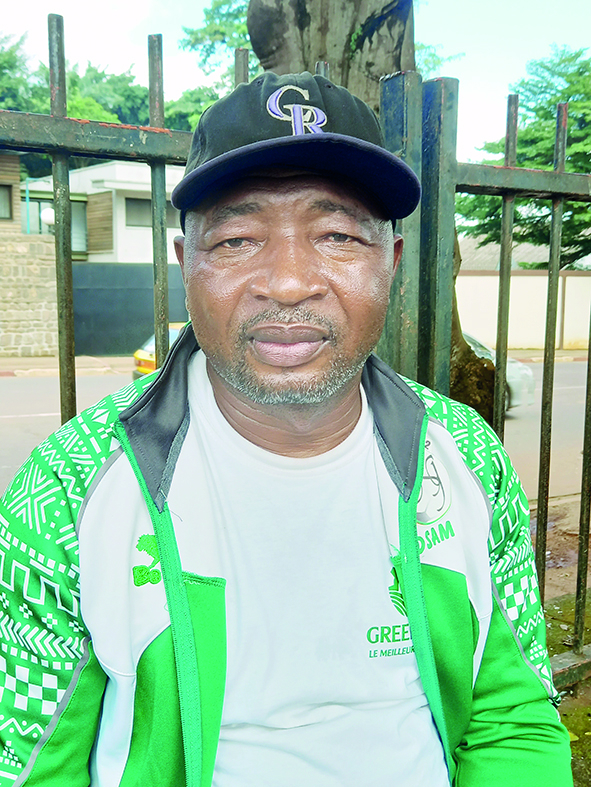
[0,72,571,786]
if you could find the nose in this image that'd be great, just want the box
[247,236,329,305]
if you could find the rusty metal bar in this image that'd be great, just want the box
[418,78,459,394]
[573,305,591,653]
[49,14,76,423]
[535,103,568,604]
[315,61,330,79]
[234,49,250,87]
[377,71,422,379]
[456,161,591,201]
[149,35,166,128]
[3,112,590,202]
[493,95,518,440]
[148,34,169,369]
[0,110,192,162]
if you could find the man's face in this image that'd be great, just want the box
[175,173,403,406]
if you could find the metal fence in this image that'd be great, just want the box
[1,14,591,687]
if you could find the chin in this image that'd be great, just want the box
[216,357,367,407]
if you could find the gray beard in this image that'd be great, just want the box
[205,307,370,405]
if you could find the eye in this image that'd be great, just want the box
[221,237,247,248]
[327,232,353,243]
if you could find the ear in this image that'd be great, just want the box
[392,235,404,277]
[174,236,185,279]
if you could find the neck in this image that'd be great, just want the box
[207,362,363,457]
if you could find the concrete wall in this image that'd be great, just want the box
[562,275,591,349]
[456,270,590,350]
[0,154,58,357]
[0,231,58,357]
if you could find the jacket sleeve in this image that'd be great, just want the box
[0,429,106,787]
[452,411,572,787]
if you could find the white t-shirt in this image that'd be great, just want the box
[167,351,449,787]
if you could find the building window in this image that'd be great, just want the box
[21,199,53,235]
[0,185,11,219]
[71,202,87,252]
[20,197,87,253]
[125,197,180,229]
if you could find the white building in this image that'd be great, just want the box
[20,160,186,264]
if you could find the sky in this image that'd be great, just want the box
[2,0,591,161]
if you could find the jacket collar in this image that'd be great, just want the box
[119,324,425,508]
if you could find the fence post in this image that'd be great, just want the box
[493,94,519,440]
[574,303,591,653]
[48,14,77,423]
[315,61,330,79]
[377,71,422,379]
[148,34,169,369]
[418,78,459,395]
[234,49,250,86]
[535,102,568,603]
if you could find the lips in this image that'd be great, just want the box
[248,324,329,367]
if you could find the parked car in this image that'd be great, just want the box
[463,333,535,410]
[133,323,186,379]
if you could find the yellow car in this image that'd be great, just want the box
[132,323,187,379]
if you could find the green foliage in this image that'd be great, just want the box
[181,0,250,73]
[457,47,591,268]
[164,86,220,131]
[31,64,122,122]
[415,43,462,79]
[76,66,150,126]
[0,34,217,178]
[0,34,37,111]
[181,0,261,93]
[517,261,548,270]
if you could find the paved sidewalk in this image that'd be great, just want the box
[510,349,588,364]
[0,349,586,377]
[0,355,135,377]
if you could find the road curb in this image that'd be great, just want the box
[512,356,588,364]
[11,368,123,378]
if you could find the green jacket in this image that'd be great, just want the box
[0,327,572,786]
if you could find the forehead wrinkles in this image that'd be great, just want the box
[308,198,376,228]
[208,201,261,230]
[202,193,377,230]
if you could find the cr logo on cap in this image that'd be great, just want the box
[266,85,327,136]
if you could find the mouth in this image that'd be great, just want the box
[247,324,330,368]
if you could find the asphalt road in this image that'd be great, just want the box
[0,373,131,495]
[504,361,588,500]
[0,362,588,500]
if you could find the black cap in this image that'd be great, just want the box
[171,71,420,223]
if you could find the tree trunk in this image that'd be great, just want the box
[449,231,495,424]
[247,0,415,113]
[247,0,495,424]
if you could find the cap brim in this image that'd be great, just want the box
[171,133,420,221]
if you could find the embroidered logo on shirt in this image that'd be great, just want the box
[388,549,407,616]
[417,442,452,525]
[417,520,456,555]
[132,534,162,586]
